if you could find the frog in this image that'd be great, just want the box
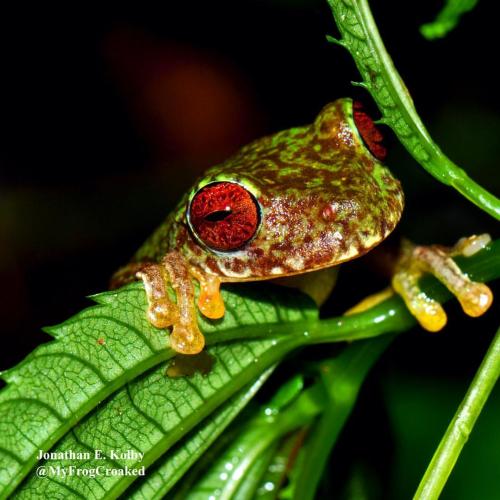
[111,98,493,355]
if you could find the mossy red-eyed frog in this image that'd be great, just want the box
[112,98,492,354]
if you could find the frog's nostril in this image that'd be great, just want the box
[321,204,337,222]
[353,101,387,161]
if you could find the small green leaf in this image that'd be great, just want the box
[420,0,479,40]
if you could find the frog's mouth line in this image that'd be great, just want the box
[215,231,393,283]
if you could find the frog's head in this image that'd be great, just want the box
[178,97,404,280]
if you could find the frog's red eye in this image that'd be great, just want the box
[188,182,260,251]
[353,101,387,161]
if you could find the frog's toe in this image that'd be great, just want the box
[454,233,491,257]
[392,270,448,331]
[162,252,208,354]
[198,294,225,319]
[392,235,493,331]
[147,297,178,329]
[413,298,448,332]
[456,282,492,317]
[170,322,205,355]
[137,265,178,328]
[189,266,225,319]
[451,234,493,317]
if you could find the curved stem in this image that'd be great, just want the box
[414,327,500,499]
[292,335,394,500]
[327,0,500,220]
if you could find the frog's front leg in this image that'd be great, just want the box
[392,234,493,331]
[137,252,224,355]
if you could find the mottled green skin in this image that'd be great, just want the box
[131,98,404,282]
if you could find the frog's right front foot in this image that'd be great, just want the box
[392,234,493,331]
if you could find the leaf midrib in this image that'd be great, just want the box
[1,317,316,498]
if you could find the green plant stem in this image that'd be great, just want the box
[233,441,279,500]
[183,338,390,500]
[420,0,480,40]
[292,335,394,500]
[213,239,500,347]
[414,326,500,500]
[327,0,500,220]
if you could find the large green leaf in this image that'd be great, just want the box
[0,283,316,498]
[15,366,276,500]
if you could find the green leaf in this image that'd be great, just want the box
[254,431,305,499]
[420,0,479,40]
[180,336,392,500]
[175,382,325,500]
[291,335,394,500]
[15,334,314,498]
[0,284,169,496]
[126,371,274,500]
[0,283,316,498]
[327,0,500,220]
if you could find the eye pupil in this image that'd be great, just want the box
[189,182,260,251]
[204,209,232,222]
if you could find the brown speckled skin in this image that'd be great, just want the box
[124,98,404,283]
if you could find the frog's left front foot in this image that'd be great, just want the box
[136,252,225,355]
[392,234,493,331]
